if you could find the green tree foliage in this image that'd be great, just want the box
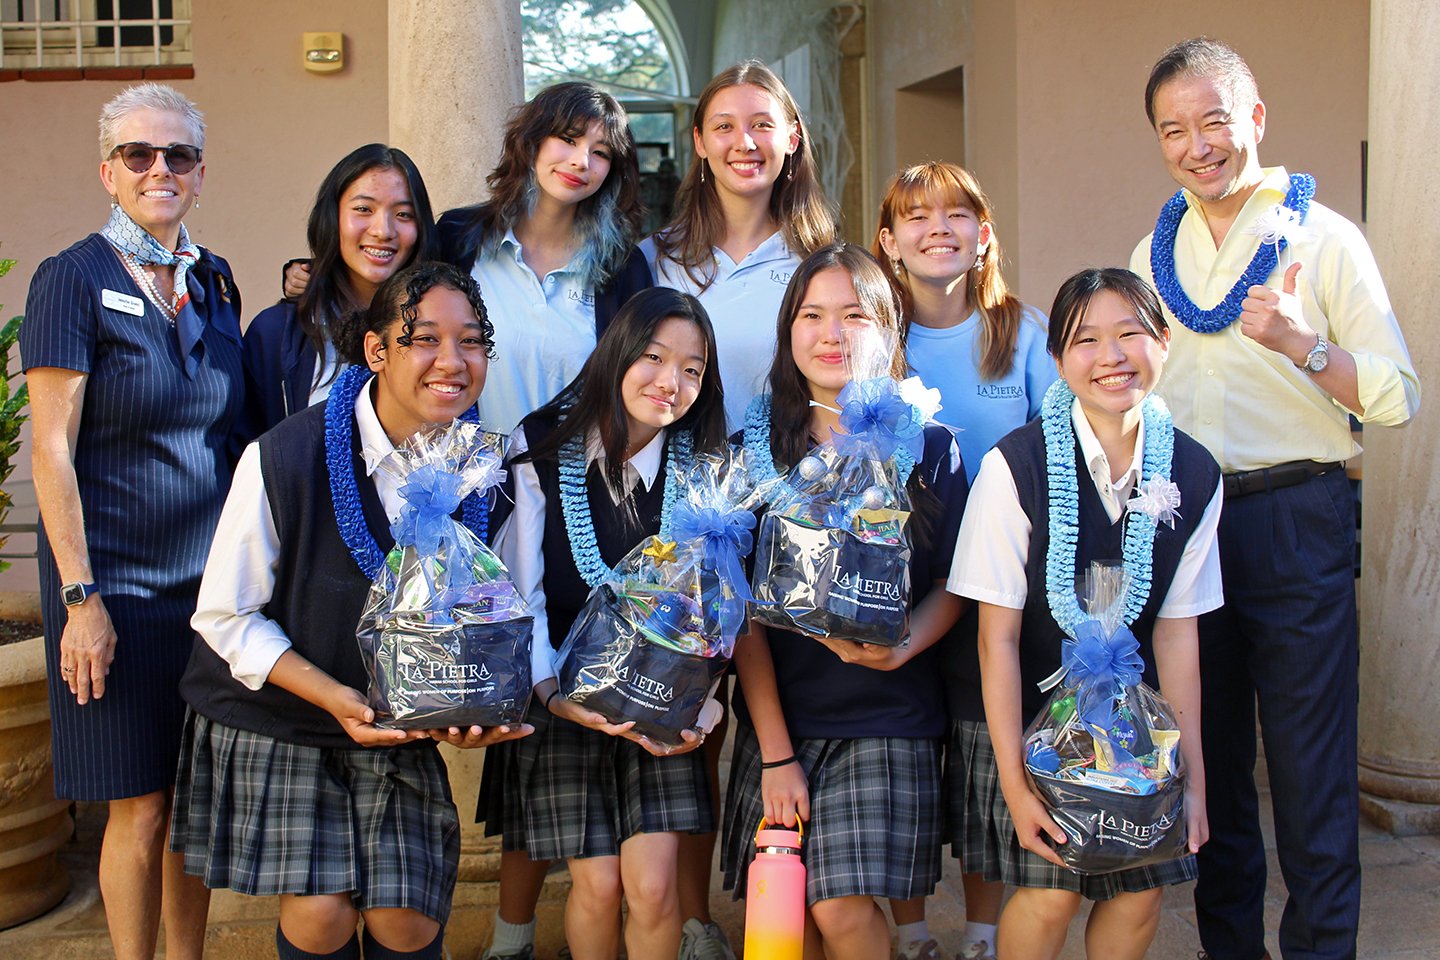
[522,0,675,98]
[0,256,30,574]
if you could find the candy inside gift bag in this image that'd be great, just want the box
[749,326,944,646]
[356,421,534,730]
[555,450,758,746]
[1023,563,1189,874]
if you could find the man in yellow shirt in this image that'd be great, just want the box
[1129,38,1419,960]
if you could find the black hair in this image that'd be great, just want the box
[520,287,728,492]
[1144,37,1259,127]
[448,82,643,290]
[301,143,437,372]
[762,243,939,545]
[360,261,495,362]
[765,243,905,470]
[1046,268,1169,359]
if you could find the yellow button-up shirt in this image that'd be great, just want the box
[1131,167,1420,473]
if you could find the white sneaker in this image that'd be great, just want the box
[958,940,996,960]
[678,918,737,960]
[899,938,947,960]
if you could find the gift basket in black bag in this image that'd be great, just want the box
[749,327,943,646]
[555,451,757,746]
[356,420,533,730]
[1024,564,1189,874]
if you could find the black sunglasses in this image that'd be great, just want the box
[109,141,203,175]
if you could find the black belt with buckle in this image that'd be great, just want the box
[1222,460,1344,499]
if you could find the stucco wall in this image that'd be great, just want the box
[1009,0,1369,307]
[0,0,389,590]
[862,0,1369,308]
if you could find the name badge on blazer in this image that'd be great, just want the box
[101,289,145,316]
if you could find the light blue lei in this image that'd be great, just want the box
[1040,379,1174,637]
[741,393,918,483]
[558,428,693,588]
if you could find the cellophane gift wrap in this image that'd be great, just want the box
[356,421,533,730]
[1023,564,1189,874]
[750,328,942,646]
[555,451,758,746]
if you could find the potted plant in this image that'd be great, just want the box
[0,255,71,930]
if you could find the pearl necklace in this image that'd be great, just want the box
[119,250,179,322]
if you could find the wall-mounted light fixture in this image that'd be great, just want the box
[303,33,344,74]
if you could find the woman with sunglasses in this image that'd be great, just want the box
[20,83,243,960]
[241,143,435,439]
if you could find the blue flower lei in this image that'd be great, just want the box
[1149,172,1315,334]
[1040,379,1173,638]
[324,364,487,580]
[741,393,918,482]
[558,427,693,588]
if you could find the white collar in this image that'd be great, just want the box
[1070,397,1142,493]
[714,230,790,270]
[585,425,666,492]
[499,226,577,275]
[355,379,397,478]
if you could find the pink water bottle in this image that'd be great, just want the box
[744,818,806,960]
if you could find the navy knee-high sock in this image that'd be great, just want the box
[275,925,361,960]
[361,925,444,960]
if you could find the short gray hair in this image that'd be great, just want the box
[98,83,205,158]
[1144,37,1260,128]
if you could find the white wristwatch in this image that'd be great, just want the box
[1300,334,1329,374]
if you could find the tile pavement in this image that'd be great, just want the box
[4,752,1439,958]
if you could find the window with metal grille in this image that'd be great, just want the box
[1,0,191,70]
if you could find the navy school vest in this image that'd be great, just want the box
[994,417,1219,726]
[521,411,670,650]
[180,402,402,748]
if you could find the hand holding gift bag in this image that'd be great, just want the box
[1024,563,1189,874]
[356,420,534,729]
[748,326,946,646]
[555,449,757,746]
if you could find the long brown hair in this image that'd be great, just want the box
[653,60,837,291]
[765,244,905,470]
[873,161,1025,381]
[448,82,643,290]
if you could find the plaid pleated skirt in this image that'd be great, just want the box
[948,719,1196,899]
[481,706,713,861]
[169,712,460,923]
[720,725,943,903]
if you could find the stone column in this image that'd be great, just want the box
[1357,0,1440,835]
[388,0,525,876]
[388,0,525,213]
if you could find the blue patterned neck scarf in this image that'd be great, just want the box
[100,204,200,300]
[100,204,208,377]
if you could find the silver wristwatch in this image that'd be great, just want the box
[1300,334,1329,374]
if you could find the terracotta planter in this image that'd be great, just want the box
[0,592,72,930]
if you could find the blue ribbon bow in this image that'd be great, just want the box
[669,500,758,639]
[1063,620,1145,731]
[391,463,468,562]
[833,376,926,461]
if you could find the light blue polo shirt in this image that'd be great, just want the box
[906,305,1056,483]
[471,229,598,433]
[643,230,800,428]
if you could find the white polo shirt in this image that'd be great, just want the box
[472,229,598,434]
[643,230,800,428]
